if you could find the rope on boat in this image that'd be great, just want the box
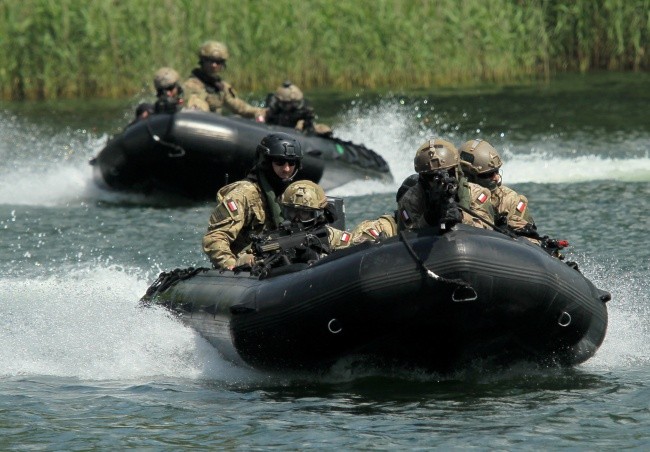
[145,116,186,158]
[398,231,477,302]
[140,267,208,302]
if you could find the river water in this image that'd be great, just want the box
[1,74,649,449]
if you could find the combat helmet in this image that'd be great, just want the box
[275,81,304,103]
[198,40,229,61]
[281,180,327,225]
[153,67,180,91]
[413,138,459,174]
[459,139,503,189]
[255,132,304,176]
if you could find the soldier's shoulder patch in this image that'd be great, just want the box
[368,227,380,238]
[400,209,412,224]
[516,200,527,212]
[340,231,351,244]
[226,199,238,212]
[477,192,489,204]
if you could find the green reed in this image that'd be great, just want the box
[0,0,647,100]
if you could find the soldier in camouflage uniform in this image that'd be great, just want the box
[459,139,537,236]
[152,67,184,114]
[265,81,332,136]
[183,41,266,119]
[397,138,495,232]
[279,180,352,254]
[202,132,303,270]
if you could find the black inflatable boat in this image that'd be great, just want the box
[91,110,392,200]
[141,225,610,373]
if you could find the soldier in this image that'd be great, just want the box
[280,180,351,253]
[183,40,266,119]
[202,132,303,270]
[265,81,332,136]
[153,67,184,114]
[397,138,495,232]
[459,139,537,236]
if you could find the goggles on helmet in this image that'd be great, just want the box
[282,205,323,224]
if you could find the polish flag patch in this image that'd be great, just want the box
[340,232,351,243]
[368,228,380,238]
[477,193,488,204]
[516,201,526,212]
[226,199,238,212]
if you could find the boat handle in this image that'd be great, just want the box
[328,318,342,334]
[452,286,478,302]
[558,311,572,327]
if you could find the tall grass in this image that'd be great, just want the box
[0,0,647,100]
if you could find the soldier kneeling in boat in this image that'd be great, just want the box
[248,180,352,274]
[202,132,304,270]
[459,138,571,260]
[265,81,333,137]
[397,138,496,232]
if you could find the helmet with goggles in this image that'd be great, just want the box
[281,180,327,225]
[153,67,180,91]
[459,139,503,189]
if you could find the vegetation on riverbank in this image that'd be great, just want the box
[1,0,647,100]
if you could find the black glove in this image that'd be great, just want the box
[513,222,540,239]
[495,212,509,228]
[440,198,463,229]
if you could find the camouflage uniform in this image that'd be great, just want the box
[491,185,533,230]
[202,179,277,270]
[459,139,534,232]
[183,40,265,118]
[184,73,265,118]
[350,214,398,245]
[397,180,494,231]
[327,226,353,250]
[153,67,184,114]
[203,132,304,270]
[265,81,332,135]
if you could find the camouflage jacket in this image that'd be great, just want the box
[350,214,398,245]
[326,226,353,250]
[491,185,533,230]
[183,69,265,118]
[397,179,494,231]
[202,179,278,269]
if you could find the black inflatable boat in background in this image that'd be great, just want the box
[91,110,392,201]
[141,225,610,373]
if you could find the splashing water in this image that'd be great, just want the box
[0,266,262,382]
[329,98,650,196]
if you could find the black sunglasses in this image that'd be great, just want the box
[272,158,297,166]
[203,58,226,65]
[478,170,499,178]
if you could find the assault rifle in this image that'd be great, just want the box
[426,169,461,230]
[512,222,570,259]
[250,221,330,273]
[428,169,459,198]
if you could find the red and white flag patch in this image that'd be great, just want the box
[340,232,351,243]
[226,199,238,212]
[516,201,526,212]
[477,193,488,204]
[368,228,380,238]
